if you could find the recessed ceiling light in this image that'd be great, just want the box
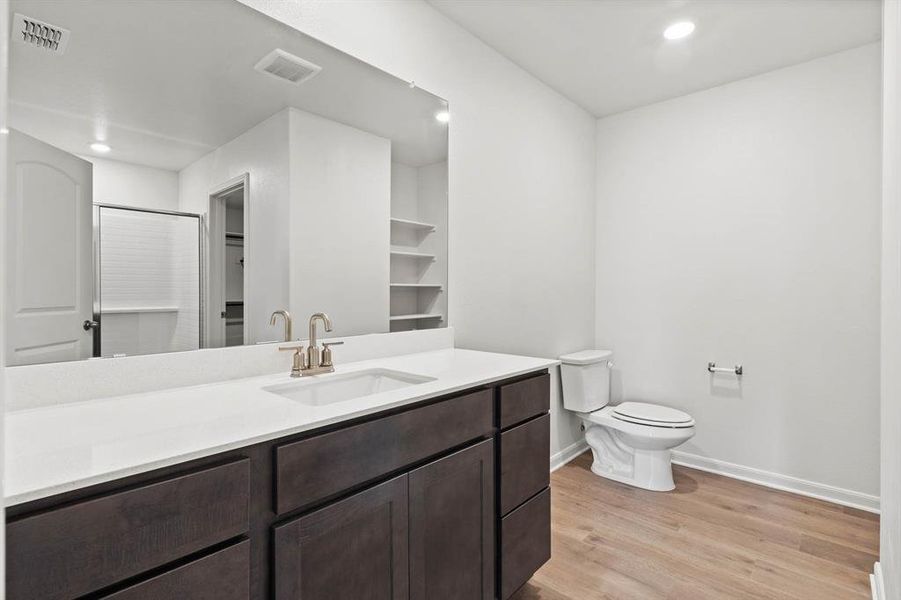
[90,142,111,153]
[435,111,450,123]
[663,21,695,41]
[0,127,9,135]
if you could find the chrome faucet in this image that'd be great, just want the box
[279,312,343,377]
[269,310,293,342]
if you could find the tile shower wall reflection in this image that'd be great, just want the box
[98,207,200,357]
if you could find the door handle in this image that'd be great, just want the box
[83,320,99,331]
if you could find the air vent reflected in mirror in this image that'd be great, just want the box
[13,13,70,54]
[254,49,322,84]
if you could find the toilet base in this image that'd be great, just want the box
[584,424,678,492]
[588,450,675,491]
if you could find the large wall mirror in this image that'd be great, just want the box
[4,0,449,366]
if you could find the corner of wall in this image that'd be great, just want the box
[882,1,901,598]
[1,0,10,590]
[592,114,603,350]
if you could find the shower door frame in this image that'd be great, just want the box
[92,203,205,358]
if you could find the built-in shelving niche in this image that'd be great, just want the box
[389,162,447,332]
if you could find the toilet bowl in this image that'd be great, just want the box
[560,350,695,492]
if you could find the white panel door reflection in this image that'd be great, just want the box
[5,129,92,366]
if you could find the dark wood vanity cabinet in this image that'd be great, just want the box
[5,370,550,600]
[274,439,495,600]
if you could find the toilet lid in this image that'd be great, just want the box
[612,402,694,428]
[559,349,613,365]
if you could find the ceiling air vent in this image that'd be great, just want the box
[13,13,70,54]
[254,49,322,85]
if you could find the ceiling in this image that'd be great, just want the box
[427,0,882,117]
[9,0,448,171]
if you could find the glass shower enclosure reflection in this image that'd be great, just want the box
[94,205,202,358]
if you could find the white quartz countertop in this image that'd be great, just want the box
[5,348,557,506]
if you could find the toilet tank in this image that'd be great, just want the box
[559,349,614,413]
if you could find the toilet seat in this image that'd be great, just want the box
[610,402,694,429]
[577,404,695,491]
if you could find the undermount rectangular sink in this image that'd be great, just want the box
[263,368,436,407]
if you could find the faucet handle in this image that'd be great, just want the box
[321,341,343,368]
[278,344,307,377]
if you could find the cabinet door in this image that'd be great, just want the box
[273,474,409,600]
[409,439,495,600]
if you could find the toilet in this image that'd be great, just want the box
[560,350,695,491]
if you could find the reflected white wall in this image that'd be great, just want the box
[288,108,391,336]
[179,110,291,345]
[85,157,179,211]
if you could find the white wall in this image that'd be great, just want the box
[240,0,596,459]
[881,0,901,595]
[288,108,391,337]
[179,110,291,345]
[595,44,882,503]
[181,105,395,343]
[417,161,449,320]
[85,156,179,211]
[391,162,419,219]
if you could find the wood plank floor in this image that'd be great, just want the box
[511,452,879,600]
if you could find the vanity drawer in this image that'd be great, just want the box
[499,487,551,600]
[497,372,550,429]
[276,389,493,514]
[499,413,550,515]
[101,540,250,600]
[7,459,250,600]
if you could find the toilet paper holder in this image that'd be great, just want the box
[708,362,743,376]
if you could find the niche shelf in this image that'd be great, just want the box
[389,283,443,290]
[389,313,444,322]
[390,250,436,261]
[390,217,436,232]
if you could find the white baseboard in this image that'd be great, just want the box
[871,562,885,600]
[550,439,588,472]
[672,450,880,514]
